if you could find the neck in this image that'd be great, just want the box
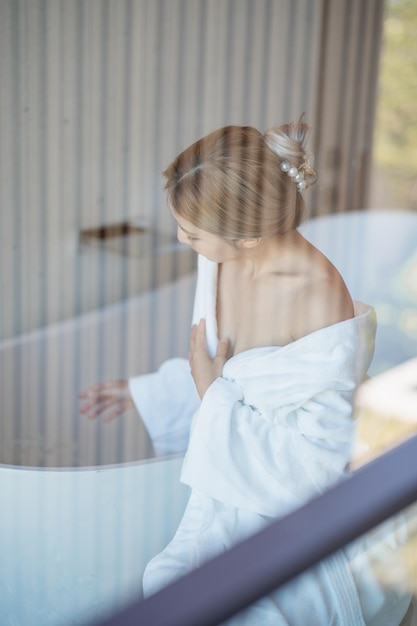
[234,230,305,278]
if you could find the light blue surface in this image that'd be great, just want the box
[0,456,189,625]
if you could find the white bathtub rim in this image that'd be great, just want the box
[0,451,184,473]
[0,270,197,349]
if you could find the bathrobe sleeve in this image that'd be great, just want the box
[180,377,361,518]
[128,358,200,456]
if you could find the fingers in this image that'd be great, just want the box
[190,320,229,363]
[80,396,133,421]
[190,324,197,353]
[80,396,116,419]
[216,337,229,361]
[102,398,134,422]
[188,321,231,398]
[79,379,132,421]
[190,319,207,352]
[79,380,128,398]
[195,319,207,348]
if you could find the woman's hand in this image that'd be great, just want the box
[189,319,229,399]
[79,379,134,422]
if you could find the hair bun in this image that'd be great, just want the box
[263,115,317,191]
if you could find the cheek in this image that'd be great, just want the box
[177,227,187,244]
[200,242,237,263]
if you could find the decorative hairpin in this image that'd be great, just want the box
[280,154,316,192]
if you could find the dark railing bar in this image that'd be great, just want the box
[94,434,417,626]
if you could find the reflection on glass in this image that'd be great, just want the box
[353,359,417,468]
[228,503,416,626]
[2,211,417,626]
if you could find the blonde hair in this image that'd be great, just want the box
[163,116,317,239]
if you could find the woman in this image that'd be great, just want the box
[81,118,410,625]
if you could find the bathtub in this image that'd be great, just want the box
[1,210,417,626]
[0,271,197,625]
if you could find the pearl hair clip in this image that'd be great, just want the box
[280,153,316,192]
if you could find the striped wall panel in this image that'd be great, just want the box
[0,0,383,339]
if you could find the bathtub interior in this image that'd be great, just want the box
[0,271,197,468]
[2,210,416,469]
[0,272,197,625]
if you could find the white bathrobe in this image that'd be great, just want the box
[129,256,411,625]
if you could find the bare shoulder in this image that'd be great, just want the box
[290,246,354,341]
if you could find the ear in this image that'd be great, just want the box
[240,238,261,249]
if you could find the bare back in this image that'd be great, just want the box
[216,233,354,357]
